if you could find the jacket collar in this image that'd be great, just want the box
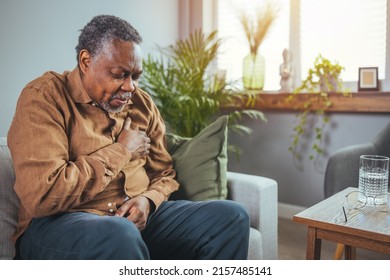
[66,67,93,104]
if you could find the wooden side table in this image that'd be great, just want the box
[293,187,390,259]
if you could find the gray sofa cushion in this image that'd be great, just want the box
[0,137,19,259]
[248,227,263,260]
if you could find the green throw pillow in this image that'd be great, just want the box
[166,115,228,201]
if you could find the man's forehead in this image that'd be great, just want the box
[99,40,142,67]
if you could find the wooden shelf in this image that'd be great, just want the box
[224,92,390,113]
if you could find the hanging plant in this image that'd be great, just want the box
[287,54,351,170]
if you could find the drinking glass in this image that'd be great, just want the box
[358,155,389,204]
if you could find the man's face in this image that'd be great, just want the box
[80,39,143,113]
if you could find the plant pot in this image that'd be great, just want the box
[319,75,339,92]
[243,53,265,90]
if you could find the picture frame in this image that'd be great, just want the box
[358,67,379,91]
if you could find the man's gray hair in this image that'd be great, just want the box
[75,15,143,62]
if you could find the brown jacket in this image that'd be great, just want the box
[7,67,179,242]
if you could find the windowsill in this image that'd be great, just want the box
[225,91,390,113]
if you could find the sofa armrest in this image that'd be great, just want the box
[226,171,278,260]
[324,143,376,198]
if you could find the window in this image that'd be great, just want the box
[215,0,388,91]
[216,0,290,90]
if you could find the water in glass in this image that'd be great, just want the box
[358,169,388,204]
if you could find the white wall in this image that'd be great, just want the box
[0,0,179,136]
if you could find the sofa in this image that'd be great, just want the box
[0,137,278,260]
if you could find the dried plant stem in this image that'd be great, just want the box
[239,2,279,56]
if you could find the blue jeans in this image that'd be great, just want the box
[18,200,250,260]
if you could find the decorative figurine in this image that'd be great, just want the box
[279,48,294,92]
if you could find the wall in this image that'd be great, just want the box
[0,0,179,136]
[228,111,390,208]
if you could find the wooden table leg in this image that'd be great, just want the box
[306,226,322,259]
[334,243,344,259]
[344,245,357,260]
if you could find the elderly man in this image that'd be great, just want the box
[8,15,249,260]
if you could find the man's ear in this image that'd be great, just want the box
[78,49,91,75]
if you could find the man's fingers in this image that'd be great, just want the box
[123,117,131,130]
[128,208,146,231]
[115,209,125,217]
[115,200,132,217]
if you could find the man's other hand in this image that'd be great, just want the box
[115,196,151,231]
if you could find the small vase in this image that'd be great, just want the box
[243,53,265,90]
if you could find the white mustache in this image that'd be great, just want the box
[110,92,133,101]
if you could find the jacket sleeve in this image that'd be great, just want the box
[8,85,131,218]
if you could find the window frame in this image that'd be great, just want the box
[188,0,390,92]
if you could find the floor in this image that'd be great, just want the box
[278,217,390,260]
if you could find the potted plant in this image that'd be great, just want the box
[239,1,279,90]
[140,29,266,153]
[287,54,351,170]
